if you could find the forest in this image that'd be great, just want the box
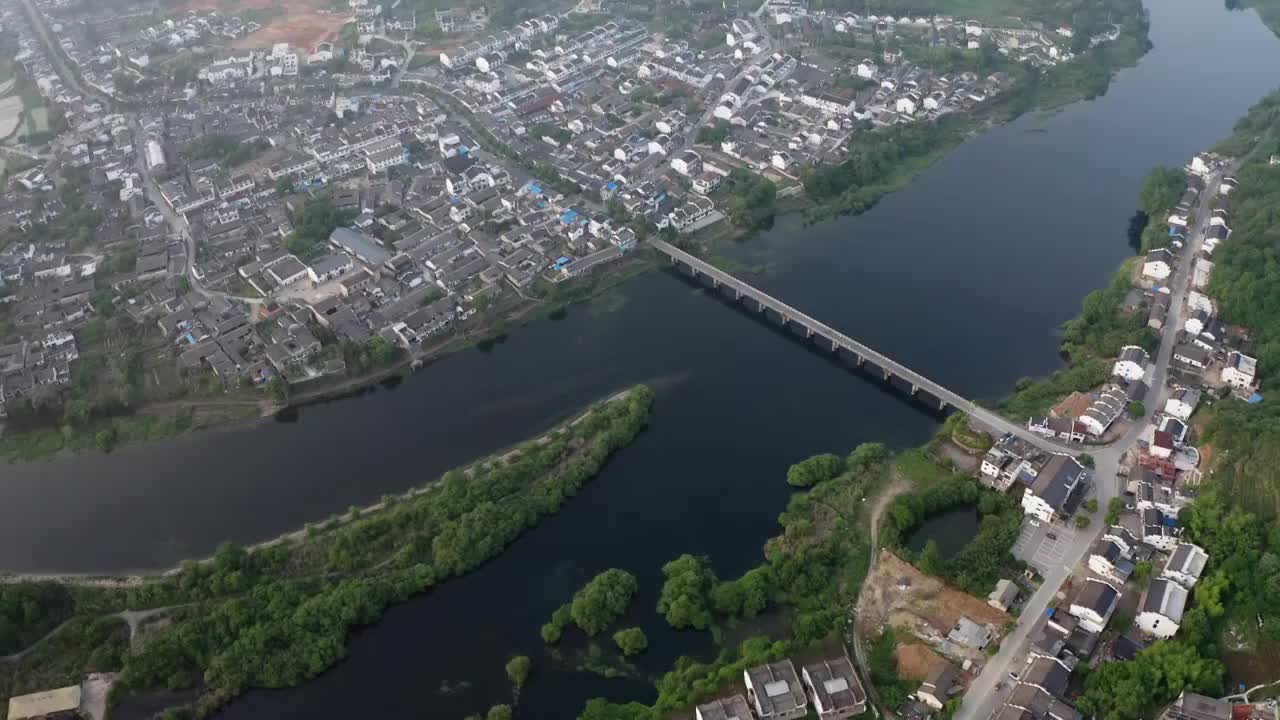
[0,387,653,717]
[1199,88,1280,517]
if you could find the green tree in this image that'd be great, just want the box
[786,453,845,487]
[487,705,513,720]
[1105,497,1126,525]
[1083,498,1099,514]
[1128,401,1146,417]
[578,698,657,720]
[266,376,290,404]
[505,655,531,688]
[1140,166,1187,216]
[540,622,562,645]
[1074,515,1092,529]
[918,539,946,576]
[95,427,118,452]
[612,627,648,656]
[570,569,638,636]
[1132,561,1153,588]
[657,554,717,630]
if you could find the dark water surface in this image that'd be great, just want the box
[904,506,982,558]
[4,0,1278,716]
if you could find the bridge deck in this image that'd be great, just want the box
[649,239,1070,452]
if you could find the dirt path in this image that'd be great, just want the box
[0,618,75,663]
[849,471,914,714]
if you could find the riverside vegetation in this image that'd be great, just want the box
[575,441,1027,719]
[0,386,653,718]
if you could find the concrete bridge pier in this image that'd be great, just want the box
[882,368,892,381]
[910,384,919,395]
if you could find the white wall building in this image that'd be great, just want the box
[1136,579,1187,639]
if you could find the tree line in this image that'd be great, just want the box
[1,388,654,716]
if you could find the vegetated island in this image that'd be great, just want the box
[0,385,653,718]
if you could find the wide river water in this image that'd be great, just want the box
[6,0,1280,716]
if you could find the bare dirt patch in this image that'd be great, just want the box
[179,0,349,50]
[894,641,945,682]
[860,551,1009,639]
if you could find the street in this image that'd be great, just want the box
[953,170,1221,720]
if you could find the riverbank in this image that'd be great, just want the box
[0,385,653,717]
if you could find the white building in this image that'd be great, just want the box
[744,660,808,720]
[1021,454,1085,524]
[1161,543,1208,588]
[1112,345,1149,382]
[1222,351,1258,389]
[366,144,409,173]
[1142,248,1174,281]
[1068,579,1120,634]
[1087,537,1134,585]
[671,150,702,177]
[1164,387,1201,421]
[1136,579,1187,639]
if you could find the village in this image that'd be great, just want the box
[0,0,1133,423]
[1,0,1272,716]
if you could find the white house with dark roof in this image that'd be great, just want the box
[1142,508,1180,551]
[1113,345,1149,381]
[1079,384,1128,437]
[1021,454,1085,523]
[1161,543,1208,588]
[1143,248,1174,281]
[1018,654,1072,700]
[1068,579,1120,633]
[745,660,808,720]
[1222,351,1257,389]
[1172,345,1209,371]
[1165,387,1201,421]
[1137,579,1187,639]
[915,659,958,711]
[1088,536,1134,585]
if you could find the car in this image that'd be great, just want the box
[1009,671,1020,680]
[1029,519,1040,527]
[1047,532,1058,540]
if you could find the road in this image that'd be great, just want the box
[129,120,264,307]
[15,0,108,107]
[954,170,1222,720]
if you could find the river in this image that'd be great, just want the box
[7,0,1280,716]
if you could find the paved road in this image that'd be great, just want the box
[16,0,108,107]
[954,170,1222,720]
[129,120,264,307]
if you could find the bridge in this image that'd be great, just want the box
[649,239,1065,450]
